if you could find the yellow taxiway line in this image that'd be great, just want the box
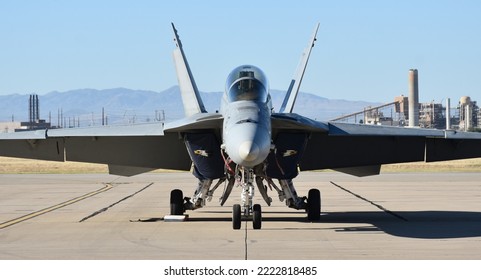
[0,184,113,229]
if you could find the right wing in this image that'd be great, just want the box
[302,122,481,174]
[272,114,481,177]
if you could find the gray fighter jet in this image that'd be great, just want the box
[2,23,481,230]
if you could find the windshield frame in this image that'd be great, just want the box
[225,65,269,103]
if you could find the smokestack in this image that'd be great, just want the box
[29,95,33,123]
[35,94,39,121]
[408,69,419,127]
[446,98,451,130]
[466,103,472,132]
[29,94,40,123]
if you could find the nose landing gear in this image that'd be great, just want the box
[232,167,262,230]
[232,203,262,230]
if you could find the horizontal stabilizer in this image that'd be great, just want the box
[271,113,328,132]
[164,113,223,132]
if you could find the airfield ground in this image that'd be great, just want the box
[1,156,481,259]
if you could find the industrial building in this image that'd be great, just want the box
[333,69,480,132]
[14,94,52,132]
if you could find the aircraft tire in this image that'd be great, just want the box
[252,204,262,230]
[233,204,242,230]
[170,189,184,215]
[307,188,321,221]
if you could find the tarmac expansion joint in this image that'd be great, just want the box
[329,181,408,222]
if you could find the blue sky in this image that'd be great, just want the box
[1,0,480,103]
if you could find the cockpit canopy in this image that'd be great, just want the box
[226,65,269,102]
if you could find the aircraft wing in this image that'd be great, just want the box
[0,122,192,176]
[272,114,481,176]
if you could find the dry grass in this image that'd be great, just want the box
[381,158,481,173]
[1,156,481,175]
[0,156,108,174]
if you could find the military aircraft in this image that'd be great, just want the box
[2,23,481,230]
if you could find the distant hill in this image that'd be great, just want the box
[0,87,380,125]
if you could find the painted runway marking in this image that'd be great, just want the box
[330,181,408,221]
[79,183,154,222]
[0,184,113,230]
[244,220,248,260]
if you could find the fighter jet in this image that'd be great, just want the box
[2,23,481,230]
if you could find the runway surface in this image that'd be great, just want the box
[1,171,481,259]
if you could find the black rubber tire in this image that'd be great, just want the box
[307,188,321,221]
[252,204,262,230]
[233,204,242,230]
[170,189,184,215]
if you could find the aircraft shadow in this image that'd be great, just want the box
[133,210,481,239]
[320,211,481,239]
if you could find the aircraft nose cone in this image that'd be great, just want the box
[238,141,259,162]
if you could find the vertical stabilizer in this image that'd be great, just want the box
[171,23,207,117]
[279,23,320,113]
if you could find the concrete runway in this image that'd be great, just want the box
[1,171,481,259]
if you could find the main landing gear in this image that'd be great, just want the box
[168,174,321,230]
[307,188,321,221]
[170,189,185,216]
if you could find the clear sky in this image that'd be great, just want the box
[1,0,480,103]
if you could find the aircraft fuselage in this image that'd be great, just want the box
[220,65,272,168]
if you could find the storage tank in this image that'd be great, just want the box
[460,96,471,105]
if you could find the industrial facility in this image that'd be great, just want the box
[333,69,480,132]
[14,94,52,132]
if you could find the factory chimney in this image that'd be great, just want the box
[408,69,419,127]
[446,98,451,130]
[29,94,40,123]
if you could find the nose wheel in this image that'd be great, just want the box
[252,204,262,229]
[232,203,262,230]
[232,204,242,229]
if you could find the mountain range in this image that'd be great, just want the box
[0,87,380,126]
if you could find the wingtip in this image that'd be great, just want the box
[311,23,320,47]
[171,23,181,47]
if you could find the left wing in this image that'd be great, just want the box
[0,123,192,176]
[0,24,222,177]
[272,115,481,177]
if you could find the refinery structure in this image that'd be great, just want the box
[333,69,480,132]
